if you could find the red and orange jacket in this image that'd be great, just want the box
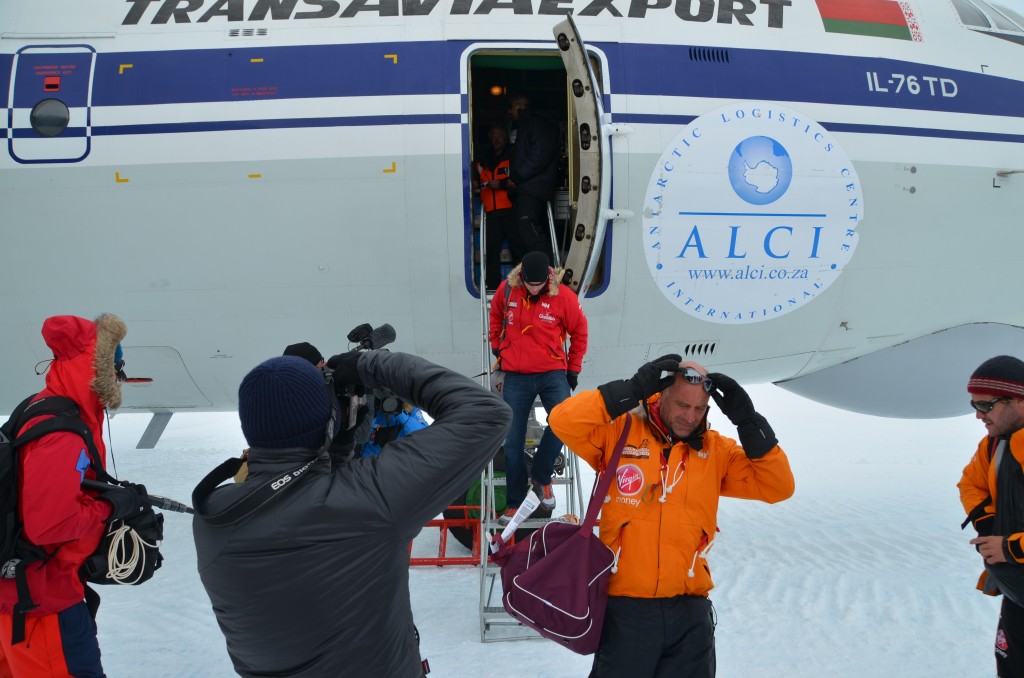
[549,389,795,599]
[476,155,512,212]
[959,429,1024,591]
[489,261,589,376]
[0,314,125,616]
[489,261,588,375]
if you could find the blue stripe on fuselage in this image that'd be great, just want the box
[77,40,1024,118]
[5,41,1024,143]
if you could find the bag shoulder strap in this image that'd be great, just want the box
[11,397,115,484]
[193,455,324,527]
[3,395,113,644]
[580,415,633,531]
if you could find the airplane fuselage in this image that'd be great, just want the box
[3,0,1023,419]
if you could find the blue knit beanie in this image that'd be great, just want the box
[238,356,332,449]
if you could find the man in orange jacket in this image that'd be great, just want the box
[959,355,1024,677]
[549,354,794,677]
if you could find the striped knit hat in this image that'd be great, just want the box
[968,355,1024,399]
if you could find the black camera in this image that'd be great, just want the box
[322,323,397,430]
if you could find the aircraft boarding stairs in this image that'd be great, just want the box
[474,206,587,643]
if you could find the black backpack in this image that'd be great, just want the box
[0,394,119,643]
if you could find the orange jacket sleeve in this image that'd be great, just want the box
[958,437,995,535]
[718,436,795,504]
[548,389,623,472]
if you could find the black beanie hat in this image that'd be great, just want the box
[238,356,332,449]
[521,251,550,284]
[283,341,324,366]
[968,355,1024,399]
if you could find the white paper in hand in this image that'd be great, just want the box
[489,490,540,552]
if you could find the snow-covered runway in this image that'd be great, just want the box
[96,385,998,677]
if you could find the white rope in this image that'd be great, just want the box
[102,522,159,585]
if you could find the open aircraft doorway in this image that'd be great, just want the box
[465,42,608,298]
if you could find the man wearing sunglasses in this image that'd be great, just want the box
[959,355,1024,677]
[548,354,794,677]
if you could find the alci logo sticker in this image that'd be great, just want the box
[643,102,863,324]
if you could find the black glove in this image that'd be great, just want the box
[598,354,681,420]
[326,350,363,387]
[329,405,369,460]
[566,371,579,391]
[705,373,754,424]
[706,372,778,459]
[98,483,149,522]
[492,348,501,360]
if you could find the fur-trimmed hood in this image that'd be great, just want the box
[506,261,564,296]
[41,313,127,413]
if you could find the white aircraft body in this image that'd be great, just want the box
[3,0,1024,443]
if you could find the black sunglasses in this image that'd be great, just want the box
[115,359,127,383]
[679,367,715,394]
[970,397,1009,414]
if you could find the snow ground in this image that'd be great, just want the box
[94,385,999,677]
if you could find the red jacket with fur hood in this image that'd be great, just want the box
[489,262,588,374]
[0,314,126,616]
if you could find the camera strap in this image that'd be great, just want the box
[193,455,324,527]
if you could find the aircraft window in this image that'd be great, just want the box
[989,5,1024,30]
[953,0,992,27]
[30,99,70,137]
[954,0,1024,32]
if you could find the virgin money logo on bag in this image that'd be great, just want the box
[616,464,644,496]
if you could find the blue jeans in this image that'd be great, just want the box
[502,370,571,507]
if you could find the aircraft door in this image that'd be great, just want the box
[8,46,94,163]
[553,18,609,296]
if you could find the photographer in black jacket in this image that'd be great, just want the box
[193,351,511,677]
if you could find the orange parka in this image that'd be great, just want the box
[548,389,795,599]
[959,429,1024,591]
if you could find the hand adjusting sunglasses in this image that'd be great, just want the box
[679,366,715,394]
[970,397,1009,414]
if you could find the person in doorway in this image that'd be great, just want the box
[489,250,588,524]
[507,96,559,263]
[959,355,1024,677]
[548,356,795,677]
[474,124,518,291]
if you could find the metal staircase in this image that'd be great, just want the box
[473,206,586,643]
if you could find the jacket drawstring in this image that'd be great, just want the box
[611,546,622,574]
[687,533,717,578]
[660,460,685,503]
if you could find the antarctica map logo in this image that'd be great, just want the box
[642,102,864,324]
